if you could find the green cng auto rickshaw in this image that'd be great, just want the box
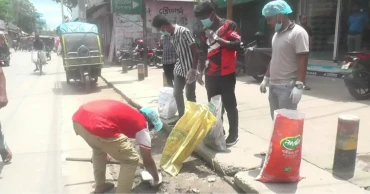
[56,22,103,92]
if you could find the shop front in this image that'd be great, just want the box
[300,0,370,63]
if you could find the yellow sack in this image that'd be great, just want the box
[160,101,216,176]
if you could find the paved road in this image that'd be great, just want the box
[0,51,119,193]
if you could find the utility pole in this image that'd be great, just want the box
[61,0,65,23]
[226,0,233,20]
[78,0,87,22]
[142,1,148,77]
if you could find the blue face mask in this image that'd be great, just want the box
[201,15,213,28]
[274,15,282,32]
[160,30,170,36]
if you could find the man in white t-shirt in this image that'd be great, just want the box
[72,100,163,193]
[259,0,309,119]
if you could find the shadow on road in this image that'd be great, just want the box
[52,81,109,95]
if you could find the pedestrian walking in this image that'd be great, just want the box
[72,100,163,193]
[0,65,11,163]
[259,0,309,119]
[151,15,200,124]
[194,2,241,146]
[160,34,177,87]
[299,14,312,90]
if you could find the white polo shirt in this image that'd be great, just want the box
[269,23,309,85]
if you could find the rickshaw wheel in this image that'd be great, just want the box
[84,75,91,92]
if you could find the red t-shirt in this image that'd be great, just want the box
[72,100,147,139]
[206,20,241,76]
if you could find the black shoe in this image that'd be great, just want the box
[304,86,311,90]
[34,68,39,72]
[226,135,239,147]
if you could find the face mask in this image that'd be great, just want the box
[160,30,170,36]
[201,18,213,28]
[274,15,282,32]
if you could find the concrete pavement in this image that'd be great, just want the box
[101,64,370,193]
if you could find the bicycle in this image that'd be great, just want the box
[36,50,46,75]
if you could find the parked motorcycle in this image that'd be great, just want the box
[236,32,271,81]
[0,53,10,66]
[150,47,163,68]
[343,51,370,100]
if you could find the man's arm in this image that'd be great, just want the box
[183,30,199,70]
[295,31,310,82]
[215,21,241,50]
[0,67,8,108]
[140,147,159,181]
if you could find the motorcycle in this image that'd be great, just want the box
[0,53,10,66]
[150,47,163,68]
[343,51,370,100]
[236,32,271,81]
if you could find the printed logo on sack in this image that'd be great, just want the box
[280,135,301,150]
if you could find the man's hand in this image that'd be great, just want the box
[150,172,163,187]
[290,81,304,104]
[259,76,269,93]
[0,93,8,109]
[205,29,218,43]
[186,69,197,84]
[140,147,159,182]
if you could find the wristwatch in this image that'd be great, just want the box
[295,83,304,89]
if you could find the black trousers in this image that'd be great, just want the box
[173,75,196,118]
[205,73,238,137]
[163,63,175,87]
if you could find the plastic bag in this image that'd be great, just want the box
[257,109,305,183]
[160,101,216,176]
[204,95,226,152]
[39,51,47,63]
[158,87,177,119]
[31,51,38,63]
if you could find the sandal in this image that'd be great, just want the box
[1,148,12,163]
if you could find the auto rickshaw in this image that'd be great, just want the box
[56,22,103,92]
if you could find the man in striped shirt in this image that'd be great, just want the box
[152,15,200,120]
[160,34,177,87]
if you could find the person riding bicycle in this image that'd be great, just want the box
[33,34,45,72]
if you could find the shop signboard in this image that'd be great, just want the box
[217,0,254,8]
[111,0,143,14]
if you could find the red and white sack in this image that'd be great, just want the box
[257,109,305,183]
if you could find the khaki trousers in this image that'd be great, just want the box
[73,122,139,193]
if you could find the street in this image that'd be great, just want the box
[0,51,239,194]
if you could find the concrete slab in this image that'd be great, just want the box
[235,162,370,194]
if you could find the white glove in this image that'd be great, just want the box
[290,81,304,104]
[205,29,218,42]
[186,68,197,84]
[260,76,269,93]
[150,172,163,187]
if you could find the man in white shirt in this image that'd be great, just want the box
[259,0,309,119]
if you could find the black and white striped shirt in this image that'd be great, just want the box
[171,25,195,77]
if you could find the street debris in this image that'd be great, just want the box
[207,176,216,182]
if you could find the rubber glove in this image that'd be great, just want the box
[290,81,304,104]
[186,68,197,84]
[150,172,163,187]
[260,76,269,93]
[205,29,218,43]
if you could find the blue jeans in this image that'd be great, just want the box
[268,84,298,119]
[0,122,5,151]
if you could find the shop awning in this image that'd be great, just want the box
[217,0,255,8]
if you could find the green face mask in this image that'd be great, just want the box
[160,30,170,36]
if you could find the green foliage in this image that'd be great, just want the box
[52,0,78,12]
[0,0,12,22]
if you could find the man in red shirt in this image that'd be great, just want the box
[72,100,163,193]
[194,2,241,146]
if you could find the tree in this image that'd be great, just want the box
[0,0,12,22]
[11,0,38,34]
[52,0,78,15]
